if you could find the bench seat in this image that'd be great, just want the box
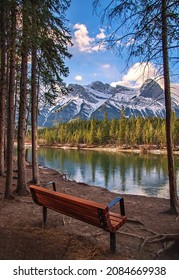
[29,184,127,253]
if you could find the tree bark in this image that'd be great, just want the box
[31,46,39,184]
[0,1,6,176]
[5,1,16,198]
[162,0,178,213]
[16,55,29,194]
[16,1,29,195]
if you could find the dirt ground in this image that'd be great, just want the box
[0,160,179,260]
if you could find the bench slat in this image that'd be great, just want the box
[35,192,106,214]
[36,196,108,229]
[109,212,127,231]
[30,185,108,212]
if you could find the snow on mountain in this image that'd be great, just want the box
[38,79,179,127]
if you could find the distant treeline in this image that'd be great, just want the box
[37,111,179,147]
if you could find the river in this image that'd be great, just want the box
[28,147,179,199]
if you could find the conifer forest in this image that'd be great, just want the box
[38,112,179,147]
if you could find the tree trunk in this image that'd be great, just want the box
[16,54,29,194]
[31,46,39,184]
[16,1,29,195]
[0,1,6,176]
[162,0,178,213]
[5,2,16,198]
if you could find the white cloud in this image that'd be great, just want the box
[102,64,110,69]
[111,62,159,88]
[74,75,83,81]
[111,62,179,97]
[111,80,133,88]
[73,23,106,53]
[96,28,106,39]
[73,23,94,52]
[123,62,157,85]
[171,83,179,99]
[125,38,135,46]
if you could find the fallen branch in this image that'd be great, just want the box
[118,230,145,240]
[139,227,158,235]
[127,218,144,225]
[140,233,179,252]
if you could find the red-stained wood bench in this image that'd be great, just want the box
[29,184,127,253]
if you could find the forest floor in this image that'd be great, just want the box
[0,159,179,260]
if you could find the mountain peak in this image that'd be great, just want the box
[140,79,164,99]
[89,81,110,92]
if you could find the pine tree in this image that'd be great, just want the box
[129,115,136,146]
[36,0,72,102]
[89,116,96,144]
[118,106,126,145]
[110,119,118,144]
[15,0,72,194]
[16,0,29,195]
[101,112,110,144]
[93,0,179,213]
[5,0,17,198]
[0,0,6,176]
[30,1,39,184]
[172,111,177,145]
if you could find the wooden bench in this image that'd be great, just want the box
[29,184,127,253]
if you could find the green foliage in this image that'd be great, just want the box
[38,113,179,147]
[93,0,178,68]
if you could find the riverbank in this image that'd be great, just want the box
[0,160,179,260]
[36,143,179,155]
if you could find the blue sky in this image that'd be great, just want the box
[64,0,179,95]
[65,0,123,85]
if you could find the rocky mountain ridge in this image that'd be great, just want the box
[38,79,179,127]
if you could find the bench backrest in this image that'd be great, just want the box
[29,185,113,230]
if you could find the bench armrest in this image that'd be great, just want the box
[40,181,56,191]
[108,197,125,216]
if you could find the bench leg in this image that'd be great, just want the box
[43,206,47,226]
[110,232,116,253]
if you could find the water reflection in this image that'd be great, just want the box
[29,147,179,198]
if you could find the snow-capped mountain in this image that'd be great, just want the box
[38,79,179,127]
